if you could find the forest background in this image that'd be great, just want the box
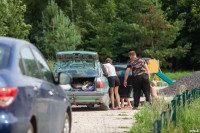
[1,0,200,70]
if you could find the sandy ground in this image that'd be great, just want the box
[71,105,139,133]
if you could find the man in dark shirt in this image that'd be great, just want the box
[124,51,150,109]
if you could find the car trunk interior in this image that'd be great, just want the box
[71,77,95,91]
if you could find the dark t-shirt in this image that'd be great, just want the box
[127,57,148,76]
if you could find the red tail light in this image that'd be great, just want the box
[96,81,104,88]
[0,87,18,107]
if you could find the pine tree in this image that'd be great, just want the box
[35,0,81,59]
[116,0,190,67]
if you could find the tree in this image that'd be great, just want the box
[35,0,81,59]
[0,0,31,39]
[160,0,200,69]
[115,0,190,68]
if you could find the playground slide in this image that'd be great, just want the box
[156,71,174,85]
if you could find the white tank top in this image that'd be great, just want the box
[104,63,117,77]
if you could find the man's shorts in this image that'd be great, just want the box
[108,76,120,87]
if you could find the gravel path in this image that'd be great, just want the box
[71,105,139,133]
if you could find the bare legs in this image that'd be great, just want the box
[121,98,132,108]
[110,86,121,109]
[110,87,115,108]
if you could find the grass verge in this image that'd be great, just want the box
[129,97,168,133]
[162,97,200,133]
[129,97,200,133]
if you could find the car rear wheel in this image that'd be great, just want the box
[87,104,95,108]
[63,112,71,133]
[27,122,34,133]
[100,94,109,110]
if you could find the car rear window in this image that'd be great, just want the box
[0,44,10,69]
[66,69,98,77]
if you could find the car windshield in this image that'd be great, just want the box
[114,64,132,76]
[65,69,98,77]
[56,53,97,69]
[0,44,10,69]
[115,65,127,71]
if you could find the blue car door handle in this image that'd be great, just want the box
[34,87,40,92]
[49,91,54,96]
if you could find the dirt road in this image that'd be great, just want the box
[71,105,139,133]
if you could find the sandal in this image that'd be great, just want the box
[124,105,132,108]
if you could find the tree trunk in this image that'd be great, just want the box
[70,0,74,23]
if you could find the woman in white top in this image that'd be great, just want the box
[104,58,121,109]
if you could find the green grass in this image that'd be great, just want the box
[129,96,200,133]
[161,70,194,81]
[118,126,129,128]
[105,114,115,116]
[162,97,200,133]
[122,117,132,120]
[129,97,168,133]
[118,114,128,116]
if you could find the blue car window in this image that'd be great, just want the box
[20,47,41,79]
[32,49,53,83]
[19,58,26,75]
[0,44,10,69]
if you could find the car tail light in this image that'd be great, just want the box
[96,81,104,88]
[0,87,18,107]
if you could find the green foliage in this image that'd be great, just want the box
[0,0,31,39]
[75,0,118,61]
[162,97,200,133]
[19,0,200,69]
[46,59,55,72]
[35,0,81,59]
[162,70,194,81]
[130,96,200,133]
[129,98,168,133]
[160,0,200,69]
[117,0,190,68]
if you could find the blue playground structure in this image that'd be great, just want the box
[155,71,174,85]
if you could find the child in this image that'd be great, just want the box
[150,81,159,104]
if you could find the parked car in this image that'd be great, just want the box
[114,64,133,98]
[0,37,72,133]
[54,51,110,110]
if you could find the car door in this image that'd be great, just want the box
[20,46,52,133]
[31,48,67,133]
[115,65,133,98]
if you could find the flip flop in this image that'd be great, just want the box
[124,106,133,108]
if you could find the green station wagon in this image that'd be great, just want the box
[54,51,110,110]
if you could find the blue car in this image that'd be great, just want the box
[114,64,133,98]
[0,37,72,133]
